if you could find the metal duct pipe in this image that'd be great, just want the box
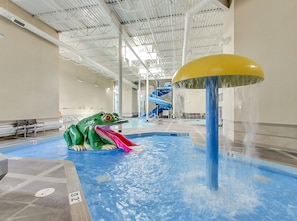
[182,0,229,65]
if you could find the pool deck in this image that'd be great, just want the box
[0,118,296,220]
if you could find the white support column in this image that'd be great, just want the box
[118,33,123,131]
[146,73,149,121]
[138,79,141,117]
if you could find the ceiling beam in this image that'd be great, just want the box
[95,0,153,76]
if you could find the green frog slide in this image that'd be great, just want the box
[63,112,136,152]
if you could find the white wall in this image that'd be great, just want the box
[234,0,297,125]
[184,89,206,114]
[231,0,297,151]
[221,87,235,140]
[122,84,138,117]
[59,59,114,116]
[0,1,59,122]
[132,88,138,115]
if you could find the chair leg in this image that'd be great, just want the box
[24,126,27,138]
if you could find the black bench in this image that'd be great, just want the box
[15,119,45,137]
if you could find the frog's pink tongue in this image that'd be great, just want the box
[94,126,134,152]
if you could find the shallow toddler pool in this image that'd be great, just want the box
[2,134,297,221]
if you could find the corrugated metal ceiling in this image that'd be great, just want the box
[11,0,229,84]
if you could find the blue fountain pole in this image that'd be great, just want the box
[205,76,219,190]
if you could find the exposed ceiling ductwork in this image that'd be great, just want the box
[2,0,230,86]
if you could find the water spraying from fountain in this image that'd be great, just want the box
[172,54,264,191]
[234,84,260,158]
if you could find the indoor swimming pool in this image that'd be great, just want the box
[2,134,297,221]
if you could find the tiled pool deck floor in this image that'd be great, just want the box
[0,158,90,221]
[0,118,296,220]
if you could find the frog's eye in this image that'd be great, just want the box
[112,113,119,120]
[103,113,113,121]
[113,113,119,117]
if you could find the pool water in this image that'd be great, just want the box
[2,135,297,221]
[121,118,155,129]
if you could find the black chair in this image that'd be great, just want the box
[15,120,27,137]
[26,119,45,136]
[26,119,37,136]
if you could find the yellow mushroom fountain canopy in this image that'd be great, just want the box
[172,54,264,88]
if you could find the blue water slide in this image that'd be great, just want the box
[143,85,172,118]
